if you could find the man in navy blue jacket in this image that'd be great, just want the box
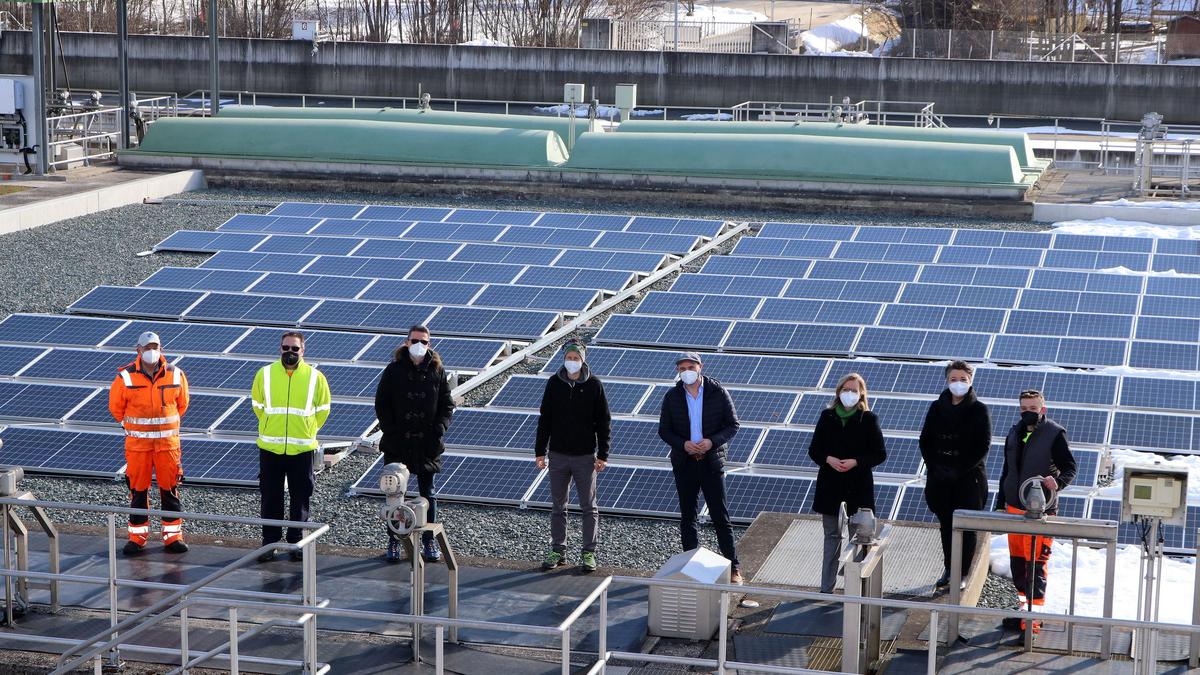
[658,352,742,583]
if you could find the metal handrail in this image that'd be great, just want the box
[0,498,324,528]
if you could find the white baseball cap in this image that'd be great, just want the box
[136,331,162,348]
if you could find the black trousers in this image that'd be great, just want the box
[259,449,315,545]
[388,471,438,544]
[924,469,987,575]
[671,451,739,569]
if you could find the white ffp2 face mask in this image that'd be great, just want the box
[409,342,428,360]
[141,349,161,366]
[948,381,971,397]
[679,370,700,385]
[839,390,860,408]
[564,360,583,374]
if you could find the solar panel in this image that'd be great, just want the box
[0,314,126,347]
[452,243,560,266]
[175,393,242,431]
[1146,276,1200,298]
[200,251,317,273]
[154,230,267,253]
[856,328,990,360]
[724,388,798,425]
[0,382,98,422]
[702,256,814,280]
[355,205,451,222]
[756,222,856,241]
[103,321,250,354]
[301,300,437,333]
[753,429,815,468]
[612,468,688,516]
[0,346,46,376]
[723,473,813,522]
[68,287,205,319]
[217,213,322,234]
[724,321,859,354]
[877,436,923,477]
[301,255,420,280]
[757,299,882,325]
[471,285,599,313]
[270,201,366,218]
[554,249,668,273]
[443,409,530,450]
[407,260,525,284]
[229,327,377,361]
[1110,411,1193,451]
[637,292,762,320]
[247,272,373,300]
[592,231,700,255]
[254,234,364,256]
[1128,341,1198,371]
[0,427,126,477]
[893,487,937,524]
[525,464,637,509]
[140,267,263,293]
[182,438,263,485]
[782,279,902,303]
[627,216,724,237]
[170,356,265,392]
[356,335,505,370]
[609,419,669,460]
[318,364,385,399]
[415,455,538,503]
[427,306,558,340]
[870,398,933,434]
[1119,376,1195,412]
[447,208,540,226]
[594,315,733,350]
[185,292,318,325]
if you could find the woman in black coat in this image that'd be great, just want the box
[919,360,991,588]
[374,325,455,564]
[808,372,886,593]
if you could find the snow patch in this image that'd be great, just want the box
[1051,218,1194,238]
[799,15,869,55]
[533,104,621,119]
[1094,199,1200,211]
[657,3,767,24]
[682,113,734,121]
[990,535,1196,624]
[459,37,509,46]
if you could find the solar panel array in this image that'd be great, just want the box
[0,204,726,487]
[392,220,1200,545]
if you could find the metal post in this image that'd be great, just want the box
[228,608,239,675]
[2,505,11,628]
[1102,539,1116,658]
[989,30,994,59]
[117,0,130,148]
[179,607,189,672]
[947,527,963,644]
[106,515,121,669]
[718,591,729,675]
[303,542,318,673]
[561,627,571,675]
[673,0,679,51]
[30,3,49,175]
[927,610,938,674]
[208,0,219,117]
[1068,540,1078,654]
[598,588,608,674]
[1189,528,1200,668]
[435,625,444,675]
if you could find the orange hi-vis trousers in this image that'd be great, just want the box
[126,449,183,546]
[1006,504,1052,607]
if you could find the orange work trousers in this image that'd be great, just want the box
[1006,504,1052,606]
[125,449,183,546]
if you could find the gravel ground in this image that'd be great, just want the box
[1,186,1048,572]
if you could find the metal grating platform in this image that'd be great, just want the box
[752,518,943,597]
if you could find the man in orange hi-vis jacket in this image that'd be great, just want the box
[109,331,190,556]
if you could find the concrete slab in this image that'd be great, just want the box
[753,518,943,597]
[939,644,1135,674]
[731,634,816,671]
[766,600,905,640]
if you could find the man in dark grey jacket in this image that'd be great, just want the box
[535,340,611,572]
[658,352,743,583]
[995,389,1076,630]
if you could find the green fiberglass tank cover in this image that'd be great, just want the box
[563,132,1024,186]
[220,105,584,144]
[133,117,569,167]
[617,119,1038,169]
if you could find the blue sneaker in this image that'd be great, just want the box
[386,538,402,563]
[422,538,442,563]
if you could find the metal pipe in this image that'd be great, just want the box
[556,576,612,631]
[179,607,189,673]
[598,588,607,675]
[435,625,444,675]
[0,498,322,530]
[208,0,219,117]
[561,627,570,675]
[718,591,729,675]
[228,608,238,675]
[30,3,48,175]
[2,504,11,628]
[117,0,130,148]
[928,611,938,675]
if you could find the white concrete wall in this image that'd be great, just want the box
[0,170,206,235]
[1033,202,1200,226]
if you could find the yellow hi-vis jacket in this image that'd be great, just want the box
[251,360,331,455]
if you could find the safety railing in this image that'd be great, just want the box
[602,575,1200,675]
[730,99,946,127]
[0,497,615,675]
[43,94,178,169]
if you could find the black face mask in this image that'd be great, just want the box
[281,351,300,367]
[1020,411,1040,427]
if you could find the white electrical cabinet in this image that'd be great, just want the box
[0,75,38,170]
[1122,463,1188,525]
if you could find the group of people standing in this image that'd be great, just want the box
[110,330,1076,620]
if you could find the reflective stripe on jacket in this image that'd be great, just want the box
[251,360,331,455]
[109,359,189,452]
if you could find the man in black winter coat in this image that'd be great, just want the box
[535,340,612,572]
[995,389,1076,629]
[374,325,455,564]
[658,352,743,583]
[919,360,992,589]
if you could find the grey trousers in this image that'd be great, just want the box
[549,452,599,554]
[821,514,843,593]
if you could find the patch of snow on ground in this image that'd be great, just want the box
[1171,58,1200,66]
[533,104,621,119]
[682,113,733,121]
[459,37,508,46]
[657,3,767,24]
[990,535,1195,623]
[1051,218,1194,237]
[799,15,869,55]
[982,126,1200,141]
[1095,448,1200,503]
[1094,198,1200,211]
[630,109,666,117]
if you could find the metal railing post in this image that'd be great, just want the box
[598,588,608,674]
[561,627,571,675]
[303,541,318,673]
[179,606,189,673]
[2,503,11,628]
[436,625,444,675]
[228,608,239,675]
[928,610,938,674]
[718,591,729,675]
[106,514,119,667]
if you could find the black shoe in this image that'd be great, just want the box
[935,571,950,588]
[290,549,304,562]
[1002,617,1022,631]
[122,541,145,557]
[257,550,278,564]
[164,540,189,554]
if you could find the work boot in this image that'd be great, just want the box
[386,538,402,564]
[935,570,950,588]
[422,537,442,563]
[257,549,278,564]
[164,540,189,554]
[123,541,145,557]
[580,551,597,573]
[542,550,566,570]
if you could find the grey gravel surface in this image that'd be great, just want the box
[1,186,1047,572]
[978,572,1022,610]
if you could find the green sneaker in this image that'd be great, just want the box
[542,550,566,570]
[580,551,597,572]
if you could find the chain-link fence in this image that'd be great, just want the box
[880,29,1163,63]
